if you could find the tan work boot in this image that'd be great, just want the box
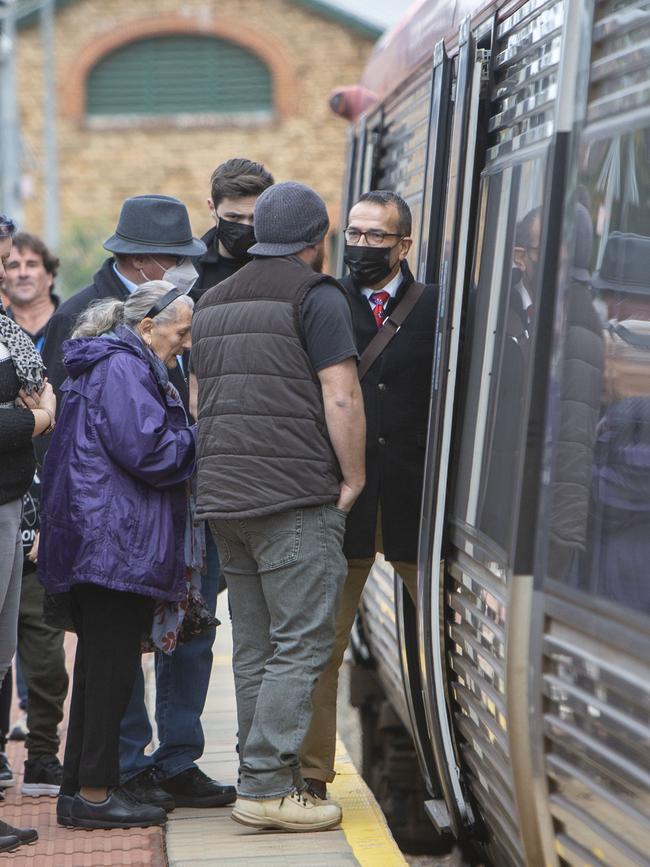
[231,789,342,832]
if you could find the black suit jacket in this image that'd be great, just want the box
[342,262,438,562]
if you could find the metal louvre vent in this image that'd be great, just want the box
[487,0,565,161]
[588,0,650,121]
[543,626,650,865]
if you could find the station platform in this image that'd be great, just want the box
[0,594,406,866]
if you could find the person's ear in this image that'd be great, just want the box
[137,317,155,346]
[131,254,149,271]
[398,237,412,260]
[208,199,217,223]
[513,246,527,271]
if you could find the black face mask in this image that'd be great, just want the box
[217,218,256,261]
[344,243,397,287]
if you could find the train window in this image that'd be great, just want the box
[452,157,546,558]
[545,125,650,615]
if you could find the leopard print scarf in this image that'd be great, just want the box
[0,307,45,394]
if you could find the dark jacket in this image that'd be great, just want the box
[547,280,603,575]
[41,258,188,407]
[0,333,36,506]
[192,255,344,520]
[342,262,437,562]
[38,326,196,601]
[191,226,241,301]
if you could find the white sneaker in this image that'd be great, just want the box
[231,789,342,832]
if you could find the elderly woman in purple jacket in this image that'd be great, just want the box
[38,281,195,831]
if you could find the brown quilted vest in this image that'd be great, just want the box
[191,255,344,519]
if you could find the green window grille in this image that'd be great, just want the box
[87,35,273,117]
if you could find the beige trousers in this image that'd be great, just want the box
[300,518,417,783]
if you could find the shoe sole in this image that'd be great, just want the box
[231,809,341,833]
[0,779,15,789]
[67,817,167,830]
[57,817,74,828]
[21,783,61,797]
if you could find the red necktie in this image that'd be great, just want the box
[369,291,390,329]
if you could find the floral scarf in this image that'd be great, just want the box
[0,307,45,394]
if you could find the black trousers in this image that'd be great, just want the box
[61,583,154,794]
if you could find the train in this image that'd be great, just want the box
[330,0,650,864]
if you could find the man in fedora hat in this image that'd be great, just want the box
[192,181,366,832]
[42,194,206,399]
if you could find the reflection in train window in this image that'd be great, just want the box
[453,158,546,558]
[547,127,650,615]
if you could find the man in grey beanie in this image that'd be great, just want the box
[191,181,365,832]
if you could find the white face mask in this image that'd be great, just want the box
[144,256,198,293]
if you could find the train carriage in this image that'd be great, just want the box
[332,0,650,864]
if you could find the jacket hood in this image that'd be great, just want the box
[62,328,145,380]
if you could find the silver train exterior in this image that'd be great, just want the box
[334,0,650,864]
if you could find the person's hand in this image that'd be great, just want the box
[336,478,365,513]
[18,388,40,409]
[27,532,39,564]
[38,380,57,419]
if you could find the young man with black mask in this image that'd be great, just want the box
[300,190,438,801]
[191,158,274,299]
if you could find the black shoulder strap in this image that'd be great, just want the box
[357,281,426,381]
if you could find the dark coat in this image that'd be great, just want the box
[342,262,437,562]
[38,326,196,601]
[41,258,188,407]
[191,227,241,301]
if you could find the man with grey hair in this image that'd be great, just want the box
[192,181,366,832]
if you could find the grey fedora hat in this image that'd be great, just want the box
[592,232,650,295]
[249,181,330,257]
[104,195,207,257]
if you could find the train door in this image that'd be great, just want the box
[529,0,650,862]
[344,50,452,850]
[418,0,582,864]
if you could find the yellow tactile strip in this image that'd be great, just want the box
[332,739,407,867]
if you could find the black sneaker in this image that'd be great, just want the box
[122,768,175,812]
[159,766,236,807]
[69,787,167,830]
[8,713,27,742]
[0,818,38,845]
[0,834,19,853]
[0,752,14,788]
[22,754,62,797]
[56,794,74,828]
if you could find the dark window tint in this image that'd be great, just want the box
[546,126,650,615]
[452,158,546,558]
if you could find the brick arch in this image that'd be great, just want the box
[61,14,297,120]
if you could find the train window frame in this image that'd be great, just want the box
[450,147,550,564]
[536,108,650,621]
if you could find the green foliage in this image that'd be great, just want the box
[56,220,110,299]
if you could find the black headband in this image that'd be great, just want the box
[144,288,184,320]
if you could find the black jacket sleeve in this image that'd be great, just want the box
[0,406,35,454]
[41,306,76,401]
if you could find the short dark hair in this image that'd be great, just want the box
[12,232,60,278]
[357,190,412,236]
[515,206,542,249]
[0,215,17,239]
[210,158,274,209]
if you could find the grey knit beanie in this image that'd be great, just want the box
[249,181,330,256]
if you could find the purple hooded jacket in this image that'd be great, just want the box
[38,326,196,601]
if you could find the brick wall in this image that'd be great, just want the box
[16,0,373,256]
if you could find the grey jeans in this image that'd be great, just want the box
[0,499,24,686]
[210,503,347,800]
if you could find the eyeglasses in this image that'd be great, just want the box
[344,227,404,247]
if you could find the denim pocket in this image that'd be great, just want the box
[326,504,349,519]
[244,509,303,572]
[208,521,232,567]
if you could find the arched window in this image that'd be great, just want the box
[86,35,273,119]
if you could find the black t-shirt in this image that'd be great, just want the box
[301,283,358,372]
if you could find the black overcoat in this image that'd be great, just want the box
[342,262,438,562]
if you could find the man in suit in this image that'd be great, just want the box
[300,190,438,799]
